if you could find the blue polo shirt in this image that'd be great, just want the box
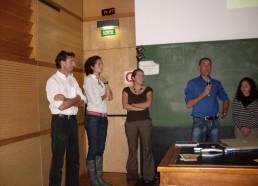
[185,76,229,117]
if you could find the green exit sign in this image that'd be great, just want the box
[101,28,116,37]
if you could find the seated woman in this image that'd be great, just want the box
[232,77,258,138]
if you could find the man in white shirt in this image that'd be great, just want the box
[46,51,86,186]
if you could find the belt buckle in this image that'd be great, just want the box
[204,116,209,120]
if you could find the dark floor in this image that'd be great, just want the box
[79,173,159,186]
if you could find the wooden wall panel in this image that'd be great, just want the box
[104,117,128,173]
[83,17,136,50]
[0,59,39,141]
[1,0,86,186]
[38,1,83,69]
[0,138,42,186]
[83,0,134,20]
[40,134,52,186]
[78,126,87,175]
[52,0,83,18]
[73,72,86,122]
[38,66,55,131]
[29,0,37,59]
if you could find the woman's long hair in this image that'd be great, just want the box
[235,77,258,101]
[84,56,101,75]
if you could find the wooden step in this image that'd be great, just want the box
[0,0,33,20]
[0,26,33,46]
[0,39,33,58]
[0,52,36,64]
[0,9,33,34]
[10,0,33,9]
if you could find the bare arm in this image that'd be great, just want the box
[99,76,113,101]
[131,91,153,109]
[74,99,85,108]
[217,99,229,119]
[54,94,82,111]
[102,84,113,101]
[122,91,144,111]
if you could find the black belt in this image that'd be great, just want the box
[52,114,76,119]
[194,116,219,121]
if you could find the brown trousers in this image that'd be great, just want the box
[125,119,155,181]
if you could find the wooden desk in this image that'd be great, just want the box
[157,144,258,186]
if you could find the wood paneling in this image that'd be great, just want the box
[12,0,33,9]
[0,0,33,20]
[0,26,33,46]
[0,39,33,58]
[40,134,52,186]
[38,66,56,131]
[83,0,134,21]
[0,9,33,34]
[0,138,42,186]
[104,117,129,173]
[0,0,34,59]
[0,59,39,141]
[52,0,83,19]
[83,17,136,51]
[38,1,83,69]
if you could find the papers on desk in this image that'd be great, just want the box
[179,154,199,161]
[175,141,199,147]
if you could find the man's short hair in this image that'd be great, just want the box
[55,51,75,69]
[199,57,212,66]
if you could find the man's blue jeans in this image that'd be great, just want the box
[85,115,108,160]
[49,116,79,186]
[191,117,220,142]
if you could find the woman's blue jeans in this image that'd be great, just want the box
[85,115,108,160]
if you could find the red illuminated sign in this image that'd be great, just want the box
[102,7,115,16]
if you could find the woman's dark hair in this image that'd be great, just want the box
[235,77,258,101]
[84,56,102,75]
[55,50,75,69]
[131,68,144,79]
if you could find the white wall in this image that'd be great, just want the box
[135,0,258,45]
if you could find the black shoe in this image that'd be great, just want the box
[144,177,159,186]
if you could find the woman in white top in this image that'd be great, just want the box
[83,56,113,186]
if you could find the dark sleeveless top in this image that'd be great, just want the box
[123,86,153,122]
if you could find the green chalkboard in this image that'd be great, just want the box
[141,38,258,126]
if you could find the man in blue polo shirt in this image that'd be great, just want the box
[185,58,229,142]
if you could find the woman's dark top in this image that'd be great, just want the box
[123,86,153,122]
[241,96,253,107]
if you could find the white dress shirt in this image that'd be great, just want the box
[46,70,86,115]
[83,74,107,113]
